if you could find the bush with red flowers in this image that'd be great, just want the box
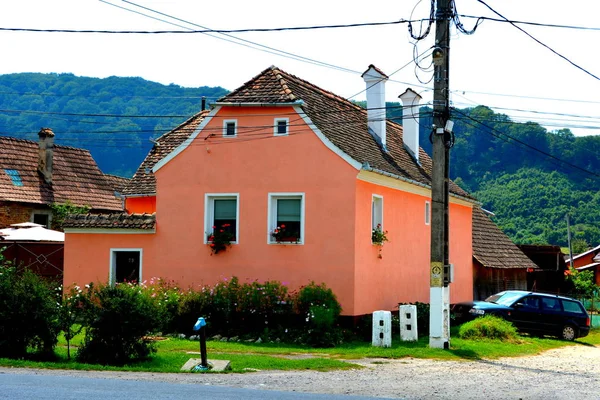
[207,223,235,254]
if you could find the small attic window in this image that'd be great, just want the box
[223,120,237,137]
[274,118,288,136]
[4,169,23,187]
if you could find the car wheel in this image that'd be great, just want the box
[561,325,577,341]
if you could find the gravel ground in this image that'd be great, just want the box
[2,345,599,399]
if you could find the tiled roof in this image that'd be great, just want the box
[0,136,122,210]
[104,174,130,194]
[64,212,155,230]
[472,207,539,269]
[122,111,209,196]
[218,66,470,198]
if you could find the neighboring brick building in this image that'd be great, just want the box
[0,129,125,229]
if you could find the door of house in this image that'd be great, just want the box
[113,250,141,284]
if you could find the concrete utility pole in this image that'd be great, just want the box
[429,0,452,349]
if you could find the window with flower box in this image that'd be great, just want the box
[205,194,239,244]
[371,195,384,243]
[268,193,304,244]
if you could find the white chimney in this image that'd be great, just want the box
[361,65,388,148]
[399,88,422,163]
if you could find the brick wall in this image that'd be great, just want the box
[0,201,48,228]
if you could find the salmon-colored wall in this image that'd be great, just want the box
[352,180,473,315]
[125,196,156,214]
[63,233,156,287]
[64,105,475,316]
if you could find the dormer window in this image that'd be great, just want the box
[274,118,289,136]
[223,120,237,137]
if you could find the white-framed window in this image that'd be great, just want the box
[204,194,239,243]
[274,118,289,136]
[425,201,431,225]
[109,248,142,285]
[268,193,304,244]
[223,120,237,137]
[372,195,383,243]
[31,210,52,229]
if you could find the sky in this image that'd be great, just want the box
[1,0,600,136]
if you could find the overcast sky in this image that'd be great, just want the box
[1,0,599,136]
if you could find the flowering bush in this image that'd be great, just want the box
[207,223,235,254]
[271,224,300,242]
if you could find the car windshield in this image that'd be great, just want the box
[485,292,525,306]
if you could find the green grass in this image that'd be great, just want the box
[2,327,597,373]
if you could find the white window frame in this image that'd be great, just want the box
[31,210,52,229]
[109,248,143,285]
[372,195,383,243]
[274,118,289,136]
[204,193,240,244]
[267,192,305,244]
[425,201,431,225]
[223,119,238,137]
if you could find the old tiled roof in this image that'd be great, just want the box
[0,136,122,210]
[472,207,539,269]
[219,66,470,199]
[122,111,209,196]
[104,174,130,194]
[64,212,155,230]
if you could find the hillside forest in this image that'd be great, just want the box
[1,73,599,249]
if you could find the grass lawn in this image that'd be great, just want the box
[0,327,597,373]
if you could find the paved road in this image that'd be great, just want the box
[0,372,394,400]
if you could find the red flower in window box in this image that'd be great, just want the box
[271,225,300,243]
[207,224,235,255]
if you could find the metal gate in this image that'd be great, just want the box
[0,241,64,285]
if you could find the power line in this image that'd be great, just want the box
[103,0,360,75]
[0,19,414,34]
[476,0,600,82]
[459,14,600,31]
[452,107,600,179]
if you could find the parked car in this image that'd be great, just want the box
[452,290,591,341]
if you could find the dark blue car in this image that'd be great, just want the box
[452,290,591,341]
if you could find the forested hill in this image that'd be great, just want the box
[0,73,229,177]
[0,73,598,248]
[414,105,600,248]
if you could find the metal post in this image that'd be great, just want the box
[199,324,208,368]
[429,0,452,349]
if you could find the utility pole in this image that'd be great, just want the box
[429,0,452,349]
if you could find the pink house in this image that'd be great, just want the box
[63,66,476,316]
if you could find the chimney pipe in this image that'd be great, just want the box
[201,96,206,111]
[38,127,54,185]
[361,65,388,148]
[399,89,422,163]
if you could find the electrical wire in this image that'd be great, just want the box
[0,19,415,34]
[476,0,600,82]
[452,107,600,179]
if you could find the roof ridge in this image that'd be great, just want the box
[0,134,93,153]
[273,67,365,112]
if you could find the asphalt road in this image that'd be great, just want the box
[0,372,395,400]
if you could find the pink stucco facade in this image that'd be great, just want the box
[64,105,474,315]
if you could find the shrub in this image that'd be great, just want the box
[76,282,163,365]
[294,282,343,347]
[458,315,519,340]
[0,265,60,359]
